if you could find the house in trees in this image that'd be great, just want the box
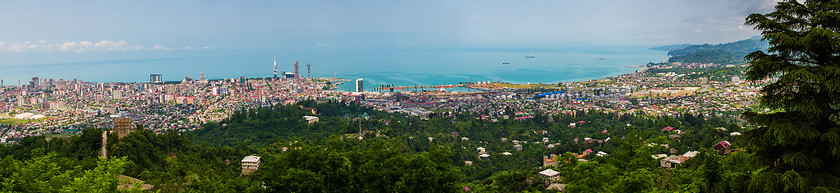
[543,154,558,167]
[538,169,561,182]
[546,183,566,192]
[241,155,261,176]
[713,140,730,150]
[303,116,319,124]
[660,155,689,168]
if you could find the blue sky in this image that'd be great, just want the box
[0,0,777,54]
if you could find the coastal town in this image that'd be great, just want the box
[0,60,760,145]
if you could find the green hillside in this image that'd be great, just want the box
[665,36,768,64]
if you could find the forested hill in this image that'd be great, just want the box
[662,36,768,64]
[192,100,400,147]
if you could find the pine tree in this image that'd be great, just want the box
[742,0,840,192]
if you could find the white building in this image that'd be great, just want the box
[241,155,261,176]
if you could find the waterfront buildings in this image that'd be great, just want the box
[150,74,162,83]
[356,78,364,92]
[199,70,205,82]
[294,61,300,79]
[273,57,278,80]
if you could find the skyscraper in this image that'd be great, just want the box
[199,70,205,81]
[294,61,300,79]
[150,74,162,83]
[355,78,364,92]
[273,57,278,79]
[29,77,39,91]
[307,63,311,79]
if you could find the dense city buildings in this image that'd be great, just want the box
[0,61,757,145]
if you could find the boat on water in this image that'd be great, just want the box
[502,62,510,64]
[525,55,535,59]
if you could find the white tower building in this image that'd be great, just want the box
[273,56,278,79]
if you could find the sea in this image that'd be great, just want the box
[0,46,668,92]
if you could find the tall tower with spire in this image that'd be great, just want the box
[273,56,277,80]
[199,69,205,81]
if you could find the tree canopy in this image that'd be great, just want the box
[742,0,840,192]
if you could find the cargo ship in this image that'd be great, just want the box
[525,55,535,59]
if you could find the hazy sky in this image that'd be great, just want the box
[0,0,778,55]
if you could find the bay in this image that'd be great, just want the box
[0,46,667,91]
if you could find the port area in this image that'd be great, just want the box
[375,81,547,93]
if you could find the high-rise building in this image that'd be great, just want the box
[273,57,278,79]
[29,77,39,91]
[355,78,364,92]
[307,63,311,79]
[150,74,162,83]
[294,61,300,79]
[199,70,205,81]
[240,76,247,84]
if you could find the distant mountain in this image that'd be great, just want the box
[649,44,694,52]
[665,37,769,64]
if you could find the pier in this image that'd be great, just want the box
[378,84,457,91]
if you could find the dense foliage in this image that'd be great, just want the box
[741,0,840,192]
[193,100,398,147]
[2,99,751,192]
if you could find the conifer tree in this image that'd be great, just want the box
[743,0,840,192]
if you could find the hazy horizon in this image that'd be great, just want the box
[0,0,779,83]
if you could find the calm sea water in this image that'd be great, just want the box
[0,46,667,91]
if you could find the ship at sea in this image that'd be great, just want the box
[525,55,535,59]
[502,62,510,64]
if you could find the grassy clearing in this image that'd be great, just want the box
[0,117,53,125]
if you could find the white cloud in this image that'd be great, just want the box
[694,29,704,33]
[633,35,674,39]
[152,45,175,51]
[201,46,211,49]
[717,25,750,32]
[0,40,197,53]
